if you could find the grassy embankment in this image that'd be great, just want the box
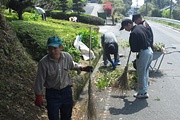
[146,18,180,30]
[1,10,101,119]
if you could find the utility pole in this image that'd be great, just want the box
[136,0,138,7]
[169,0,172,19]
[146,0,148,16]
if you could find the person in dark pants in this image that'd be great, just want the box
[132,13,154,49]
[120,19,153,99]
[34,36,93,120]
[101,32,121,69]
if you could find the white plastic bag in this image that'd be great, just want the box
[74,35,95,61]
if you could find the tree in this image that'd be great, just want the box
[72,0,85,14]
[7,0,35,20]
[67,0,73,9]
[59,0,68,12]
[32,0,59,10]
[138,2,154,16]
[151,8,162,17]
[151,0,170,9]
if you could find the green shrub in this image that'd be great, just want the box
[68,47,81,63]
[9,19,99,62]
[162,9,173,18]
[151,8,162,17]
[153,43,165,52]
[78,29,99,50]
[23,12,40,21]
[172,9,180,20]
[47,18,99,33]
[2,9,19,21]
[46,10,104,25]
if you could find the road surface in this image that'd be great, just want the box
[80,3,180,120]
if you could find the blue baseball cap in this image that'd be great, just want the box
[47,36,62,47]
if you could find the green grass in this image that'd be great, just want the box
[2,9,100,62]
[1,9,102,120]
[146,18,180,30]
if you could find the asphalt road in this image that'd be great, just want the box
[82,3,180,120]
[96,20,180,120]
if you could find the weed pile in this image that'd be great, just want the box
[0,12,45,119]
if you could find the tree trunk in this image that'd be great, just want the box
[18,10,23,20]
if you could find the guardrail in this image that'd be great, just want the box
[145,16,180,26]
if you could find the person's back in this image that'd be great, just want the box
[130,24,151,52]
[33,6,46,21]
[101,32,120,68]
[103,32,117,44]
[35,7,45,14]
[132,14,154,49]
[139,20,153,49]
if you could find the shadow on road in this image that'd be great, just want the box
[149,70,165,78]
[109,96,148,115]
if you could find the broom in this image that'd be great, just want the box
[87,27,96,120]
[113,50,131,91]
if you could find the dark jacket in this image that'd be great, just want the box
[139,20,153,49]
[129,25,151,52]
[101,32,118,62]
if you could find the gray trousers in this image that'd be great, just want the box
[136,47,153,94]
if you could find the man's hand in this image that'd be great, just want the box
[35,95,43,107]
[114,60,117,66]
[81,66,93,72]
[110,60,116,68]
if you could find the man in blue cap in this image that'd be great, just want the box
[120,19,153,99]
[101,32,121,69]
[34,36,93,120]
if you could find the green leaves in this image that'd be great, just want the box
[78,29,99,50]
[153,43,165,52]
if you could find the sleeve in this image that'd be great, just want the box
[129,33,140,52]
[101,34,105,48]
[104,43,112,62]
[34,62,46,95]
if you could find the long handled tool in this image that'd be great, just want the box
[113,50,131,91]
[87,27,96,120]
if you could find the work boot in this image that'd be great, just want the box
[133,92,149,99]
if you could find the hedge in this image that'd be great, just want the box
[46,10,105,25]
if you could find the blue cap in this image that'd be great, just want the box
[47,36,62,47]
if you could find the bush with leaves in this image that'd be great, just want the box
[153,43,165,52]
[78,29,99,50]
[172,9,180,20]
[46,10,104,25]
[162,9,173,18]
[151,8,162,17]
[68,47,81,63]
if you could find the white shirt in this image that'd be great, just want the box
[35,7,45,14]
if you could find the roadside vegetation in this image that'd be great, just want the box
[0,5,101,120]
[137,0,180,21]
[146,18,180,30]
[94,41,138,90]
